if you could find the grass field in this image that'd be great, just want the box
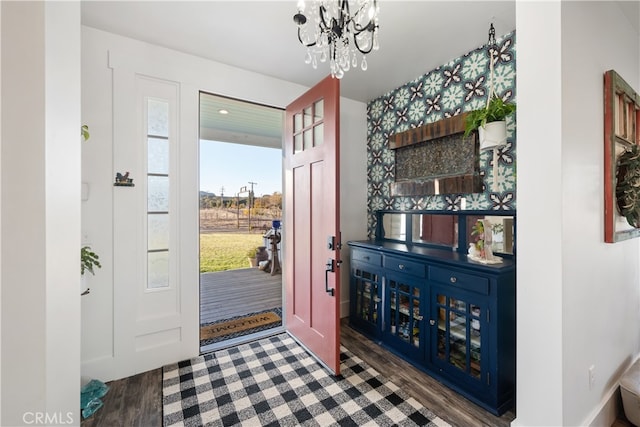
[200,233,265,272]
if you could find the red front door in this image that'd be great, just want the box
[284,76,341,374]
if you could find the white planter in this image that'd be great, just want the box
[479,120,507,151]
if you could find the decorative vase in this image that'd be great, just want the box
[479,120,507,151]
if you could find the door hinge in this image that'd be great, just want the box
[487,372,490,386]
[487,308,490,323]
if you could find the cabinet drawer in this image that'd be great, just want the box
[352,249,382,266]
[384,256,426,278]
[429,266,489,295]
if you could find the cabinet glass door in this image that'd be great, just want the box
[351,264,381,336]
[434,292,483,380]
[387,277,423,359]
[354,268,380,324]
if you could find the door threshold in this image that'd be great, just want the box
[199,326,286,354]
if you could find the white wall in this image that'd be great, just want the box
[515,3,564,425]
[516,2,640,426]
[1,2,81,425]
[561,3,640,426]
[339,97,368,316]
[81,26,367,381]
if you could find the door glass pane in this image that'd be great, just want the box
[294,113,303,132]
[313,123,324,147]
[303,129,313,150]
[314,99,324,122]
[412,296,420,348]
[294,133,303,153]
[450,297,466,312]
[372,283,379,322]
[147,99,169,137]
[148,214,169,250]
[148,251,169,288]
[449,311,467,372]
[390,290,397,333]
[470,304,482,379]
[148,137,169,174]
[303,106,313,127]
[148,176,169,212]
[437,305,446,361]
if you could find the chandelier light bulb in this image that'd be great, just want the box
[293,0,379,79]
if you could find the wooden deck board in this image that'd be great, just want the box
[200,268,282,325]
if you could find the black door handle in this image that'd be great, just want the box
[325,258,335,296]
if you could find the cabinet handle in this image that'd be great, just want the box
[363,256,370,260]
[398,264,405,270]
[429,319,436,326]
[450,276,457,283]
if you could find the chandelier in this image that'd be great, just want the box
[293,0,380,79]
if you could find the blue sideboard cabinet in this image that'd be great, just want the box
[348,210,516,416]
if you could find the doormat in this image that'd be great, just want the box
[200,308,282,347]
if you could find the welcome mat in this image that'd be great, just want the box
[163,333,451,427]
[200,308,282,347]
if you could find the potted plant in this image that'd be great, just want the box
[464,96,516,151]
[81,246,101,295]
[246,246,258,268]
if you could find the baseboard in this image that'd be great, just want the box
[585,385,623,427]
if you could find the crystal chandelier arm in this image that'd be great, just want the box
[297,27,317,47]
[353,30,375,54]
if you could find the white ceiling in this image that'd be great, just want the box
[81,1,516,104]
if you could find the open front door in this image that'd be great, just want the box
[284,76,341,374]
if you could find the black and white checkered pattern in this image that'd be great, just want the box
[163,333,450,426]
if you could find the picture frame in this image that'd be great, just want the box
[604,70,640,242]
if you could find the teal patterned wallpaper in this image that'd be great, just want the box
[366,31,516,237]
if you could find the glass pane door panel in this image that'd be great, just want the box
[148,214,169,250]
[388,279,422,348]
[449,312,467,372]
[294,134,303,153]
[148,176,169,212]
[314,99,324,122]
[390,290,397,333]
[303,129,313,150]
[294,113,303,132]
[303,106,313,127]
[314,124,324,147]
[148,251,169,289]
[147,99,169,137]
[435,293,483,379]
[148,137,169,174]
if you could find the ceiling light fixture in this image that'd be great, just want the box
[293,0,379,79]
[218,109,229,115]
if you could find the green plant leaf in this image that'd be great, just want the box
[464,97,516,137]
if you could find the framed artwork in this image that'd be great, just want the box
[604,70,640,242]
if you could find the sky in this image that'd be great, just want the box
[199,140,282,197]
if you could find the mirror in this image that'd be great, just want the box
[377,211,515,256]
[411,214,458,249]
[466,215,514,254]
[381,212,407,241]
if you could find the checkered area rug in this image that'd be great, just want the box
[163,333,450,427]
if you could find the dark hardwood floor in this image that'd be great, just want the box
[81,368,162,427]
[81,319,518,427]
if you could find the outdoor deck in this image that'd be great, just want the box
[200,267,282,326]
